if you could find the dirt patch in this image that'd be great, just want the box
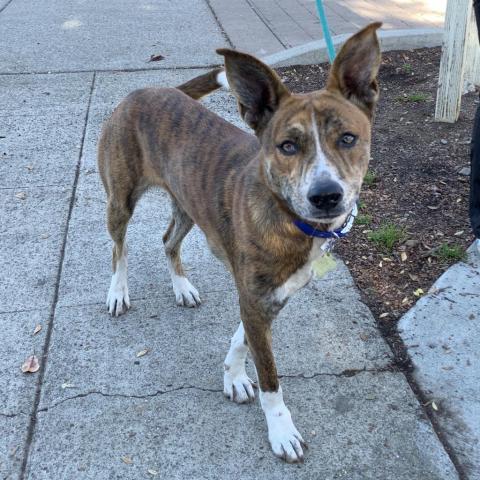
[277,48,476,365]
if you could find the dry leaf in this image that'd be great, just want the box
[401,297,409,304]
[136,348,150,358]
[121,455,133,465]
[379,312,389,318]
[33,324,42,335]
[147,469,158,476]
[413,288,424,297]
[21,355,39,373]
[454,230,464,236]
[431,401,438,411]
[400,252,407,262]
[408,273,419,281]
[15,192,27,200]
[148,54,164,62]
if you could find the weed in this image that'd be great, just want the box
[433,243,466,262]
[368,223,406,252]
[397,92,430,103]
[356,214,372,226]
[363,170,377,186]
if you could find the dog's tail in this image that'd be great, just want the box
[176,68,229,100]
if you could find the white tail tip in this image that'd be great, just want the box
[216,70,230,90]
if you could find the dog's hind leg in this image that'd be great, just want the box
[163,198,201,307]
[223,322,256,403]
[106,197,134,316]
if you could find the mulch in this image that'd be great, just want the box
[277,47,477,366]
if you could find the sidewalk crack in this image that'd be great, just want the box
[37,385,223,412]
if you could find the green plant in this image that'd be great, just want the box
[356,214,372,226]
[368,223,406,252]
[363,170,377,186]
[397,92,430,103]
[402,63,412,74]
[433,243,466,262]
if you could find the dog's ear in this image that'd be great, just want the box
[216,48,289,134]
[326,22,382,118]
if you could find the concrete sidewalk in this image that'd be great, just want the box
[211,0,446,56]
[0,0,462,479]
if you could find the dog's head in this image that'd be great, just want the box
[217,23,381,227]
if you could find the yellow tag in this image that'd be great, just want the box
[312,253,337,278]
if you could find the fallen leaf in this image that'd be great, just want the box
[401,297,409,304]
[413,288,424,297]
[454,230,464,236]
[21,355,39,373]
[408,273,419,281]
[431,401,439,411]
[136,348,150,358]
[15,192,27,200]
[427,205,439,210]
[33,324,42,335]
[379,312,389,318]
[147,469,158,476]
[400,252,407,262]
[148,54,164,62]
[121,455,133,465]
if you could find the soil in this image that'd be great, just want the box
[277,48,477,367]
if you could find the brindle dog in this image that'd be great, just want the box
[98,23,381,462]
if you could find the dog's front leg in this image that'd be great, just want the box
[239,296,306,463]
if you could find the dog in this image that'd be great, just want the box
[98,22,381,463]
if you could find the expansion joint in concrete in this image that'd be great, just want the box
[204,0,234,47]
[18,71,97,480]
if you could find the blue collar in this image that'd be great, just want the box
[293,204,358,239]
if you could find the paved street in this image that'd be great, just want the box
[0,1,465,479]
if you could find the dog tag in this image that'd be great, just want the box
[312,253,337,278]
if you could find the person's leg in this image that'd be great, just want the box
[471,1,480,247]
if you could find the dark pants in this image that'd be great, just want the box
[471,1,480,237]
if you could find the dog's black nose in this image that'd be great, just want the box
[307,180,343,210]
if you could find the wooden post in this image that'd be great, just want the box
[435,0,473,123]
[465,6,480,90]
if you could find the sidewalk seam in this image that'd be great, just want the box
[0,64,223,76]
[0,0,14,15]
[204,0,234,48]
[244,0,287,48]
[18,71,97,480]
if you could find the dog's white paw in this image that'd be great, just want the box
[224,370,256,403]
[106,276,130,317]
[172,276,201,307]
[268,418,306,463]
[260,388,307,463]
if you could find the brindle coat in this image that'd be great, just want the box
[98,23,381,463]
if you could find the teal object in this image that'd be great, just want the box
[315,0,336,63]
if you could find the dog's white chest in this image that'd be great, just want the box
[273,239,326,303]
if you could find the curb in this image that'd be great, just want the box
[263,28,444,67]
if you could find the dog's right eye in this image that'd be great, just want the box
[278,141,299,156]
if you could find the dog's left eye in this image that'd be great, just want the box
[339,133,357,147]
[278,141,299,156]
